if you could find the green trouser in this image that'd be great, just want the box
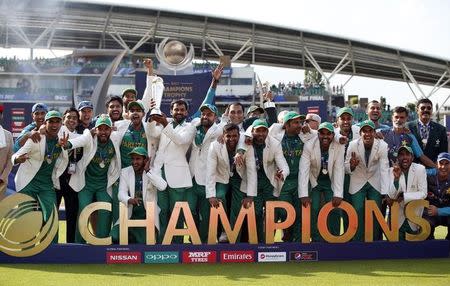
[277,177,301,242]
[341,174,351,234]
[75,185,112,244]
[351,182,382,241]
[399,220,416,241]
[229,176,246,241]
[20,185,58,243]
[311,177,340,242]
[254,183,277,243]
[186,178,210,243]
[111,180,120,224]
[110,204,146,244]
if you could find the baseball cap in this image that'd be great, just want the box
[247,105,264,115]
[128,100,145,112]
[44,110,63,121]
[252,119,269,129]
[306,113,321,124]
[318,122,334,133]
[437,152,450,162]
[397,145,413,155]
[337,107,354,118]
[77,101,94,111]
[200,103,219,115]
[283,111,305,124]
[95,114,112,128]
[122,88,137,97]
[359,120,376,130]
[32,103,49,113]
[128,146,148,158]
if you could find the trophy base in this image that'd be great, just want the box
[150,109,163,116]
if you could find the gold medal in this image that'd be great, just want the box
[322,168,328,175]
[99,161,106,168]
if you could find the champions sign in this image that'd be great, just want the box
[0,194,432,258]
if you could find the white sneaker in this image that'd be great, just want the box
[219,232,229,243]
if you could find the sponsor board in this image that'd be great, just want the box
[144,251,179,264]
[182,251,216,263]
[289,251,318,262]
[220,251,254,263]
[257,252,286,262]
[106,251,141,264]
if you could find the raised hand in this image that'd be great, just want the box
[143,58,154,75]
[349,152,360,170]
[212,63,224,81]
[263,91,273,102]
[392,159,401,180]
[58,132,69,148]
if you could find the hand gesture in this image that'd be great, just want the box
[339,136,348,145]
[58,132,69,148]
[143,58,154,75]
[242,197,253,209]
[128,198,142,206]
[263,91,273,102]
[212,63,223,81]
[209,197,221,208]
[15,153,29,164]
[300,197,311,208]
[151,113,168,127]
[275,169,284,181]
[349,152,360,170]
[301,124,311,134]
[30,130,42,143]
[427,205,438,216]
[234,152,245,168]
[392,159,401,180]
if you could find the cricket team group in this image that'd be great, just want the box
[0,59,449,244]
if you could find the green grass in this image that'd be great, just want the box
[0,258,449,286]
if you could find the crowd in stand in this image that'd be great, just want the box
[0,58,449,245]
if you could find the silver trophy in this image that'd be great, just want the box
[149,76,165,116]
[155,38,195,75]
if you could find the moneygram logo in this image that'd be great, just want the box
[0,194,59,257]
[257,252,286,262]
[182,251,217,263]
[106,252,142,264]
[220,251,254,263]
[145,251,179,264]
[289,251,318,262]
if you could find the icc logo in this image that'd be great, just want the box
[0,193,58,257]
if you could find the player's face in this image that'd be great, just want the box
[79,108,93,126]
[392,112,407,128]
[45,118,62,138]
[123,92,136,110]
[285,118,302,135]
[229,104,244,125]
[131,154,146,172]
[360,126,375,146]
[437,160,449,177]
[33,111,46,127]
[337,114,352,133]
[224,129,239,150]
[367,102,381,121]
[252,127,268,145]
[200,109,216,128]
[128,105,144,126]
[64,111,79,132]
[318,129,334,150]
[417,102,432,123]
[96,124,112,143]
[397,149,413,170]
[107,100,123,122]
[171,103,188,123]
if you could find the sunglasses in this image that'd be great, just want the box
[420,106,432,111]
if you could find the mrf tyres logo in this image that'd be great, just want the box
[220,251,254,263]
[182,251,216,263]
[145,251,179,264]
[257,252,286,262]
[289,251,318,262]
[106,252,142,264]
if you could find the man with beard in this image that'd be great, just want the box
[188,103,224,242]
[206,123,257,241]
[345,120,389,241]
[76,101,95,134]
[387,145,427,240]
[106,96,124,123]
[299,122,345,242]
[424,152,450,240]
[366,100,389,131]
[0,105,13,201]
[61,115,121,243]
[111,147,167,243]
[14,102,48,152]
[270,111,314,242]
[249,119,289,242]
[12,110,68,243]
[407,98,448,163]
[151,99,196,243]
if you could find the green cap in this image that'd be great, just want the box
[337,107,354,118]
[247,105,264,115]
[200,103,219,115]
[128,146,148,158]
[44,110,62,121]
[252,119,269,129]
[318,122,335,133]
[95,114,112,128]
[283,111,305,124]
[397,145,413,155]
[122,88,137,97]
[128,100,145,112]
[359,120,376,130]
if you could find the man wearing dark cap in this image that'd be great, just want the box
[299,122,345,242]
[14,102,48,152]
[76,100,95,134]
[12,110,68,242]
[387,145,427,240]
[424,152,450,240]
